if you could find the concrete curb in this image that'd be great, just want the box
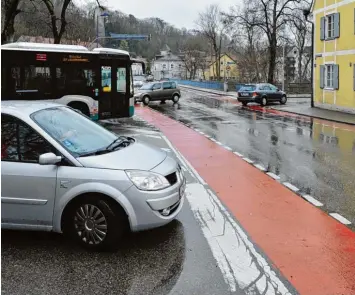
[270,107,355,126]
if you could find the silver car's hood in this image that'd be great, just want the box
[77,141,167,170]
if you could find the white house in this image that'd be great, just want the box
[132,56,147,76]
[151,45,185,80]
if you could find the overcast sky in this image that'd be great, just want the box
[103,0,241,29]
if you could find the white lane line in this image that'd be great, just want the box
[254,164,266,171]
[283,182,299,192]
[186,183,291,294]
[160,148,171,152]
[242,158,254,164]
[329,213,352,225]
[160,134,207,185]
[302,195,323,207]
[266,172,280,180]
[199,131,205,135]
[205,135,211,138]
[216,141,223,145]
[224,146,233,151]
[210,138,217,142]
[233,152,243,157]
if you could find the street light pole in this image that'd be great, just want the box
[282,44,286,91]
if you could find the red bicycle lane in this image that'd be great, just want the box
[136,106,355,295]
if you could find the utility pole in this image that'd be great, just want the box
[282,44,286,91]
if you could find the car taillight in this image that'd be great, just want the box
[252,92,259,97]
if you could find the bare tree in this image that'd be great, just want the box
[289,10,312,82]
[196,4,226,80]
[224,0,309,83]
[2,0,22,43]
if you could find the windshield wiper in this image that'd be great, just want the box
[106,136,132,151]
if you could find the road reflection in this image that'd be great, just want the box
[1,221,185,295]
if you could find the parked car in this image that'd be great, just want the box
[133,75,145,88]
[146,74,154,82]
[237,83,287,106]
[134,81,181,105]
[1,101,186,251]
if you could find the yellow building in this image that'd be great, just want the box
[311,0,355,114]
[205,54,239,80]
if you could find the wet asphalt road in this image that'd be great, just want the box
[148,88,355,229]
[1,119,232,295]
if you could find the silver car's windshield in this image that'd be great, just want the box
[31,107,117,157]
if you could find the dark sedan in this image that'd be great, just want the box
[237,83,287,106]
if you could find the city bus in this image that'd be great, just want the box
[1,42,145,120]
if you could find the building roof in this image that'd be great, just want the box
[17,35,101,48]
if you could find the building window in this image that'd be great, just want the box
[321,13,340,40]
[320,64,339,90]
[163,64,166,69]
[171,64,174,69]
[325,65,334,88]
[326,15,335,39]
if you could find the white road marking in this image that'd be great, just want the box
[329,213,352,225]
[210,138,217,142]
[205,135,211,138]
[199,131,205,135]
[242,158,254,164]
[224,146,233,151]
[160,148,171,152]
[283,182,299,192]
[254,164,266,171]
[216,141,223,145]
[302,195,323,207]
[266,172,281,180]
[185,184,291,294]
[160,134,207,185]
[233,152,243,157]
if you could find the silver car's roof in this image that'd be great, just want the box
[1,100,64,117]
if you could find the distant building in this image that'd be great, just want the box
[132,56,147,76]
[274,46,312,84]
[151,45,185,80]
[311,0,355,114]
[206,53,239,81]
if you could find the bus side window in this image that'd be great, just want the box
[117,67,126,93]
[101,66,112,93]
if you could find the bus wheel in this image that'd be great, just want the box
[68,102,90,117]
[142,96,150,106]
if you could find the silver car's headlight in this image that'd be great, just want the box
[126,170,170,191]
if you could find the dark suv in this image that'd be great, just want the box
[134,81,181,105]
[237,83,287,106]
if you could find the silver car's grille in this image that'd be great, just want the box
[165,172,178,185]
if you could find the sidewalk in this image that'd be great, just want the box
[273,105,355,125]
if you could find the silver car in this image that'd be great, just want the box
[1,101,185,250]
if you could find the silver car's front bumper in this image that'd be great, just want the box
[124,169,186,232]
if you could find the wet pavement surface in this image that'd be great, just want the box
[1,119,232,295]
[147,88,355,229]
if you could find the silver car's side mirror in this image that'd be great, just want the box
[39,153,62,165]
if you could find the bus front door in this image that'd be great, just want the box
[99,62,129,119]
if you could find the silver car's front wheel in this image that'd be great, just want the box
[74,204,108,245]
[63,195,128,251]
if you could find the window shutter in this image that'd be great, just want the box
[333,64,339,90]
[353,65,355,91]
[320,65,325,89]
[334,13,340,38]
[320,17,325,40]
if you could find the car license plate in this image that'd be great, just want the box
[242,92,249,96]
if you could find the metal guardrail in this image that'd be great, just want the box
[173,79,312,94]
[172,79,224,91]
